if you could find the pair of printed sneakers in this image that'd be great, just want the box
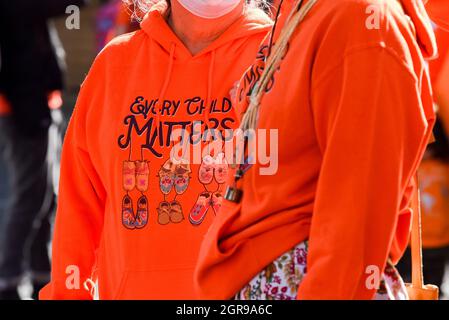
[189,153,229,225]
[157,159,192,225]
[158,158,191,195]
[122,161,150,229]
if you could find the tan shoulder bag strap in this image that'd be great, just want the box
[405,175,439,300]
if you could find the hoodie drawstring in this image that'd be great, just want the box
[153,43,217,156]
[204,50,217,156]
[156,42,176,134]
[84,278,98,300]
[204,50,216,125]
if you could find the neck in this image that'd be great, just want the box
[168,1,244,55]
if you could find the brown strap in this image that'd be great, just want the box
[240,0,318,132]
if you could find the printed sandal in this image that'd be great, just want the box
[189,191,212,226]
[157,201,171,225]
[123,161,136,192]
[174,164,191,195]
[198,155,215,185]
[169,200,184,224]
[135,195,149,229]
[135,161,150,193]
[213,153,229,184]
[211,191,223,215]
[122,194,135,229]
[158,159,176,195]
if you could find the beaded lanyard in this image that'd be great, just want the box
[224,0,318,203]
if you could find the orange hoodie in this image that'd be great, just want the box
[195,0,436,300]
[429,27,449,88]
[40,3,272,300]
[426,0,449,31]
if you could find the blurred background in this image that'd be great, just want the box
[0,0,137,299]
[0,0,449,300]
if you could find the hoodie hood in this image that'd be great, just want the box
[270,0,437,59]
[400,0,438,59]
[139,1,272,125]
[140,1,273,59]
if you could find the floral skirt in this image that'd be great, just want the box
[235,241,408,300]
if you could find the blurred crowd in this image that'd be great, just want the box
[0,0,136,299]
[0,0,448,300]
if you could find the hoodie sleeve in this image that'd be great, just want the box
[40,57,106,300]
[297,45,433,300]
[436,50,449,131]
[425,0,449,31]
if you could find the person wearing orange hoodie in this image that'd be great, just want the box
[195,0,437,300]
[40,0,272,299]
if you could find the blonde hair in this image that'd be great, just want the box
[123,0,270,21]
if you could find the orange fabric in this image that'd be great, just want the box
[435,29,449,132]
[195,0,436,300]
[0,94,12,115]
[39,3,272,300]
[116,3,132,26]
[425,0,449,31]
[429,28,449,86]
[418,159,449,248]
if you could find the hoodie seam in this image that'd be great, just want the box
[312,43,418,92]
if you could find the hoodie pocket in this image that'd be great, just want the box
[113,272,129,300]
[114,267,197,300]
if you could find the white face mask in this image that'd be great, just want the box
[176,0,242,19]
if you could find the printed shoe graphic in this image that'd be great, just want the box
[198,155,215,185]
[189,191,212,225]
[135,195,149,229]
[174,161,191,195]
[211,191,223,214]
[135,161,150,192]
[169,200,184,224]
[122,194,135,229]
[123,161,136,192]
[157,201,171,225]
[213,153,228,184]
[158,159,176,195]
